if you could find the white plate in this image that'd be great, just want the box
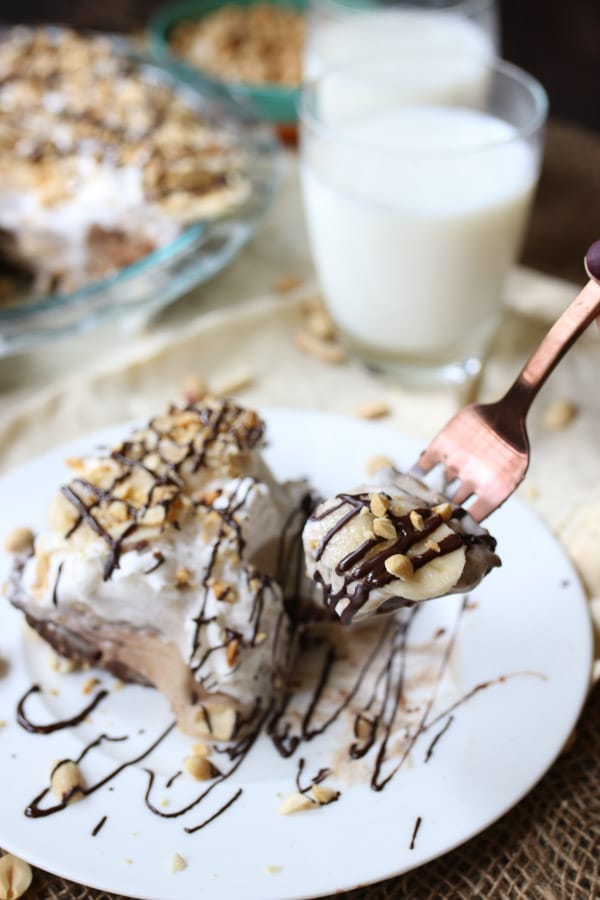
[0,409,592,900]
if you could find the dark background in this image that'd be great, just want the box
[2,0,600,132]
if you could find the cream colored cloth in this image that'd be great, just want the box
[1,158,599,607]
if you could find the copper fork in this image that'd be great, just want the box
[414,242,600,523]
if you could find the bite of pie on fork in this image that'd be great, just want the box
[303,242,600,622]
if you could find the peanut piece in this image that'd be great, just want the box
[48,651,78,674]
[274,275,302,293]
[175,567,192,588]
[294,330,346,365]
[370,494,390,517]
[182,375,207,404]
[365,455,394,477]
[354,401,390,421]
[354,714,374,741]
[0,854,32,900]
[373,517,397,541]
[305,309,335,341]
[311,785,339,805]
[183,755,218,781]
[190,742,211,758]
[542,399,578,430]
[51,760,84,803]
[82,677,99,695]
[171,853,187,874]
[212,369,254,396]
[194,704,236,741]
[213,580,236,603]
[384,554,414,580]
[425,539,441,553]
[3,527,34,555]
[140,506,166,527]
[409,510,425,531]
[433,502,453,521]
[335,597,350,618]
[279,792,315,814]
[226,638,240,668]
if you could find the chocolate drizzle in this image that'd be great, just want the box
[17,601,541,840]
[17,684,108,734]
[52,562,64,606]
[142,712,266,823]
[184,788,243,833]
[91,815,107,836]
[25,725,174,818]
[409,816,422,850]
[295,758,330,794]
[424,715,454,763]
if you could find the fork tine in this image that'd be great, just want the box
[466,494,499,523]
[451,481,476,506]
[415,448,437,475]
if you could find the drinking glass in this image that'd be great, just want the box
[299,58,548,385]
[305,0,500,83]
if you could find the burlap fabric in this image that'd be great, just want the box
[2,120,600,898]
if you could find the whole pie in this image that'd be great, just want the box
[0,27,250,297]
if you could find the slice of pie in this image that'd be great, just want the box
[7,399,310,741]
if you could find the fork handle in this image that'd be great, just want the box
[500,248,600,418]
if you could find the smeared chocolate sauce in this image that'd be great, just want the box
[17,684,108,734]
[409,816,422,850]
[91,815,107,836]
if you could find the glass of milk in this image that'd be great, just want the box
[299,58,547,385]
[305,0,500,83]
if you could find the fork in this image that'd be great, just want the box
[413,241,600,523]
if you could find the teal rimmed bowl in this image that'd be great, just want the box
[148,0,306,130]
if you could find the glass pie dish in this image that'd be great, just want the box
[0,31,281,357]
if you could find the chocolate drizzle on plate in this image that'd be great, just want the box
[424,715,454,763]
[295,758,330,794]
[17,684,108,734]
[409,816,422,850]
[25,726,174,818]
[91,815,107,836]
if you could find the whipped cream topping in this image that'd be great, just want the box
[303,468,500,623]
[11,399,312,738]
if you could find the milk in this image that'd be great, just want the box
[301,107,538,361]
[305,8,495,120]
